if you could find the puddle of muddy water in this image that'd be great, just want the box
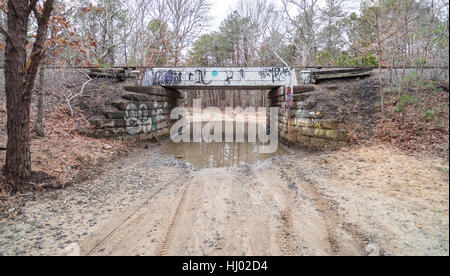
[163,121,287,169]
[164,140,287,169]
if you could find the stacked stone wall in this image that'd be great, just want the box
[268,86,350,148]
[80,86,184,142]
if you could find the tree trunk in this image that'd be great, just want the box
[35,62,47,137]
[375,6,385,118]
[174,41,180,66]
[4,1,32,179]
[3,0,54,180]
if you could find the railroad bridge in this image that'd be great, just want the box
[141,67,297,90]
[83,67,371,147]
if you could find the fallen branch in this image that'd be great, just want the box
[66,69,97,117]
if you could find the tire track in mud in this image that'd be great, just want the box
[276,209,298,256]
[300,178,344,255]
[303,178,371,255]
[279,165,369,256]
[156,183,191,256]
[85,181,174,256]
[236,166,299,256]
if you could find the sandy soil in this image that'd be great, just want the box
[1,140,447,256]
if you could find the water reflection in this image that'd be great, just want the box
[164,139,286,169]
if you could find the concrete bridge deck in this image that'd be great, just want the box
[141,67,298,88]
[162,85,283,90]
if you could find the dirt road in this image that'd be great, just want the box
[79,143,448,256]
[0,141,448,256]
[80,162,366,256]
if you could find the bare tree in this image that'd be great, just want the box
[372,0,386,117]
[318,0,347,57]
[282,0,321,66]
[73,0,134,66]
[150,0,211,66]
[236,0,276,65]
[126,0,152,65]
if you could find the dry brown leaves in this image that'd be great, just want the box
[374,89,449,157]
[0,103,131,197]
[32,104,131,187]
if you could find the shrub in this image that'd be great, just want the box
[423,109,440,121]
[400,72,425,91]
[394,94,416,113]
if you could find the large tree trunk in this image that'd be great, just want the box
[4,1,32,179]
[3,0,54,180]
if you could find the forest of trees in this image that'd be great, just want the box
[2,0,448,70]
[0,0,448,180]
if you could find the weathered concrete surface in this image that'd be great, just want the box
[143,67,298,88]
[165,85,283,90]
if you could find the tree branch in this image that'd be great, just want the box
[28,0,39,15]
[270,48,290,67]
[32,6,42,20]
[24,0,55,100]
[0,26,15,48]
[263,41,290,67]
[66,70,97,117]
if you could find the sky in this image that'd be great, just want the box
[209,0,241,31]
[207,0,361,32]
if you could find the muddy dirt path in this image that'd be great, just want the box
[77,144,447,256]
[0,141,448,256]
[80,160,366,256]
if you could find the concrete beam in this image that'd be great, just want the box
[167,85,282,91]
[142,67,298,88]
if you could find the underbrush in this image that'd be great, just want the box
[374,74,449,157]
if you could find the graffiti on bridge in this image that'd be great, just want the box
[143,67,297,87]
[124,103,159,135]
[258,67,291,83]
[194,69,212,85]
[155,70,183,86]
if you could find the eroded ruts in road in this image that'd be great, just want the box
[82,179,176,256]
[81,153,374,256]
[302,178,368,255]
[276,209,298,256]
[235,166,299,256]
[279,160,369,256]
[156,183,191,256]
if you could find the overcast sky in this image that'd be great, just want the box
[207,0,361,32]
[209,0,241,31]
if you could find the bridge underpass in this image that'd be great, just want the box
[139,67,349,148]
[71,68,386,256]
[83,67,351,151]
[142,67,297,148]
[29,66,433,257]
